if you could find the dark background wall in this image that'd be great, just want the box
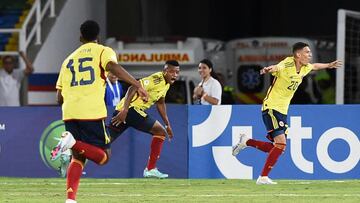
[107,0,360,40]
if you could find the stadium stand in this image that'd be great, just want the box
[0,0,33,52]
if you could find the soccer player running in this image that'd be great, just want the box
[51,20,148,203]
[108,60,180,179]
[232,42,341,185]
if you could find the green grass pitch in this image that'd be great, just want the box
[0,178,359,202]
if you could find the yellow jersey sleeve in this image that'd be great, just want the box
[100,47,118,70]
[303,63,313,75]
[272,57,292,77]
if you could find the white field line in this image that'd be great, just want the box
[0,180,358,186]
[96,193,360,197]
[1,180,358,186]
[6,193,360,198]
[0,182,191,186]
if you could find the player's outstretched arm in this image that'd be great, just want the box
[312,60,342,71]
[156,98,173,140]
[111,85,137,126]
[106,61,149,102]
[260,65,277,75]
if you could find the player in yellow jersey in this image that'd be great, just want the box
[51,20,148,203]
[108,60,180,178]
[232,42,341,185]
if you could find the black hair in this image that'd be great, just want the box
[292,42,309,54]
[165,60,180,67]
[200,59,213,69]
[200,58,219,80]
[80,20,100,42]
[2,55,14,63]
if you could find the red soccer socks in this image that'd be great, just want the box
[72,141,108,165]
[66,159,84,200]
[261,145,285,176]
[246,139,274,153]
[146,135,165,170]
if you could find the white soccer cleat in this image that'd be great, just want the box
[256,176,278,185]
[232,134,249,156]
[65,199,77,203]
[143,168,169,179]
[51,131,76,161]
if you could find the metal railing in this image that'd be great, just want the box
[0,0,55,59]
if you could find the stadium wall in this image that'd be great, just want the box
[0,105,359,179]
[29,0,106,105]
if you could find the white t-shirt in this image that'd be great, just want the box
[0,69,24,106]
[198,76,222,105]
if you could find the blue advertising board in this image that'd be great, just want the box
[188,105,360,179]
[1,105,359,179]
[0,105,188,178]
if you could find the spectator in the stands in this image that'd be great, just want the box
[0,51,34,106]
[193,59,222,105]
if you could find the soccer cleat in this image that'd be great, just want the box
[58,152,71,177]
[256,176,278,185]
[50,145,61,161]
[143,168,169,179]
[232,134,249,156]
[65,199,77,203]
[50,131,76,161]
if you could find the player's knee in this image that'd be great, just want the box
[98,158,109,165]
[274,142,286,150]
[99,150,111,165]
[153,134,166,140]
[150,126,167,137]
[158,129,167,137]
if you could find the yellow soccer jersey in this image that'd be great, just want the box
[56,42,118,120]
[262,57,313,115]
[116,71,170,117]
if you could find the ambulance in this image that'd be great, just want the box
[225,37,319,104]
[106,37,226,104]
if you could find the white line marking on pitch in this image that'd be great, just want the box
[7,193,360,198]
[0,182,190,186]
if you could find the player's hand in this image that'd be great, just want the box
[260,66,272,75]
[137,86,149,103]
[165,125,173,141]
[111,109,128,127]
[328,60,342,69]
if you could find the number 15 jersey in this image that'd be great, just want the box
[262,57,313,115]
[56,42,118,120]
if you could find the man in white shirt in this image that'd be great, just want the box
[105,72,123,107]
[0,52,34,106]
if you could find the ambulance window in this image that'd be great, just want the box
[237,65,264,93]
[165,80,187,104]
